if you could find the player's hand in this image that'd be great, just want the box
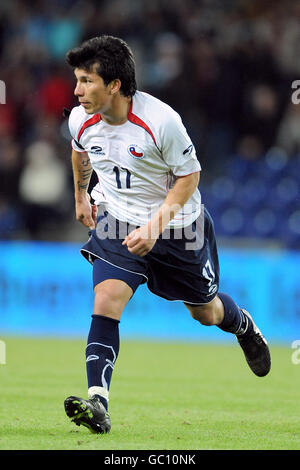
[122,224,158,257]
[75,193,97,229]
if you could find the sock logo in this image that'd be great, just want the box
[86,342,118,397]
[86,354,99,362]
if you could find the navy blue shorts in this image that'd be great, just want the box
[81,205,219,304]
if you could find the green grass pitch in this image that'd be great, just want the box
[0,336,299,450]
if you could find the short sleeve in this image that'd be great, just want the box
[68,107,86,153]
[160,110,201,176]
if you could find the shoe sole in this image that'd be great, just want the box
[64,396,110,434]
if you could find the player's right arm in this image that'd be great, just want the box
[68,106,97,229]
[71,149,97,229]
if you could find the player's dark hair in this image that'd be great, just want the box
[66,35,137,97]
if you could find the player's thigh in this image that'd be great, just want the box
[93,279,133,321]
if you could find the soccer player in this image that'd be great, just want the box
[63,36,271,434]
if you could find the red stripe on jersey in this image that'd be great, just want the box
[77,113,101,141]
[128,101,157,146]
[176,171,200,177]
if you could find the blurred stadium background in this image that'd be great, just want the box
[0,0,299,344]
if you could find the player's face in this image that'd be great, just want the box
[74,65,112,114]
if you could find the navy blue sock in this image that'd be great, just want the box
[217,292,250,335]
[86,314,120,411]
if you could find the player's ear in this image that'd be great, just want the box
[109,79,121,95]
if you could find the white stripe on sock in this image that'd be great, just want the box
[88,386,109,401]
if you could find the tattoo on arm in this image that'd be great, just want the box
[81,156,90,167]
[74,154,93,192]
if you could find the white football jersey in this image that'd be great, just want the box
[69,91,201,228]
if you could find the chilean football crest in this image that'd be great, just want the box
[127,144,145,159]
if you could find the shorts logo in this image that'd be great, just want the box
[208,284,218,296]
[127,144,144,159]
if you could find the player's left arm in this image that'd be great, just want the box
[122,171,200,256]
[123,106,201,256]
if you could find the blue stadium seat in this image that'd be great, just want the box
[283,155,300,179]
[256,148,289,183]
[225,156,256,182]
[266,204,300,248]
[249,208,279,238]
[210,176,236,205]
[263,176,299,212]
[275,176,299,204]
[200,177,237,214]
[232,177,268,210]
[219,206,246,236]
[202,151,299,247]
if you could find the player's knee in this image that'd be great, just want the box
[189,305,216,326]
[93,279,133,319]
[93,285,124,319]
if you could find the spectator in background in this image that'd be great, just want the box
[0,138,23,238]
[37,63,74,119]
[19,137,69,238]
[239,83,282,154]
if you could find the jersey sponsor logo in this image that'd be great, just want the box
[127,144,144,159]
[90,145,105,155]
[183,144,194,155]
